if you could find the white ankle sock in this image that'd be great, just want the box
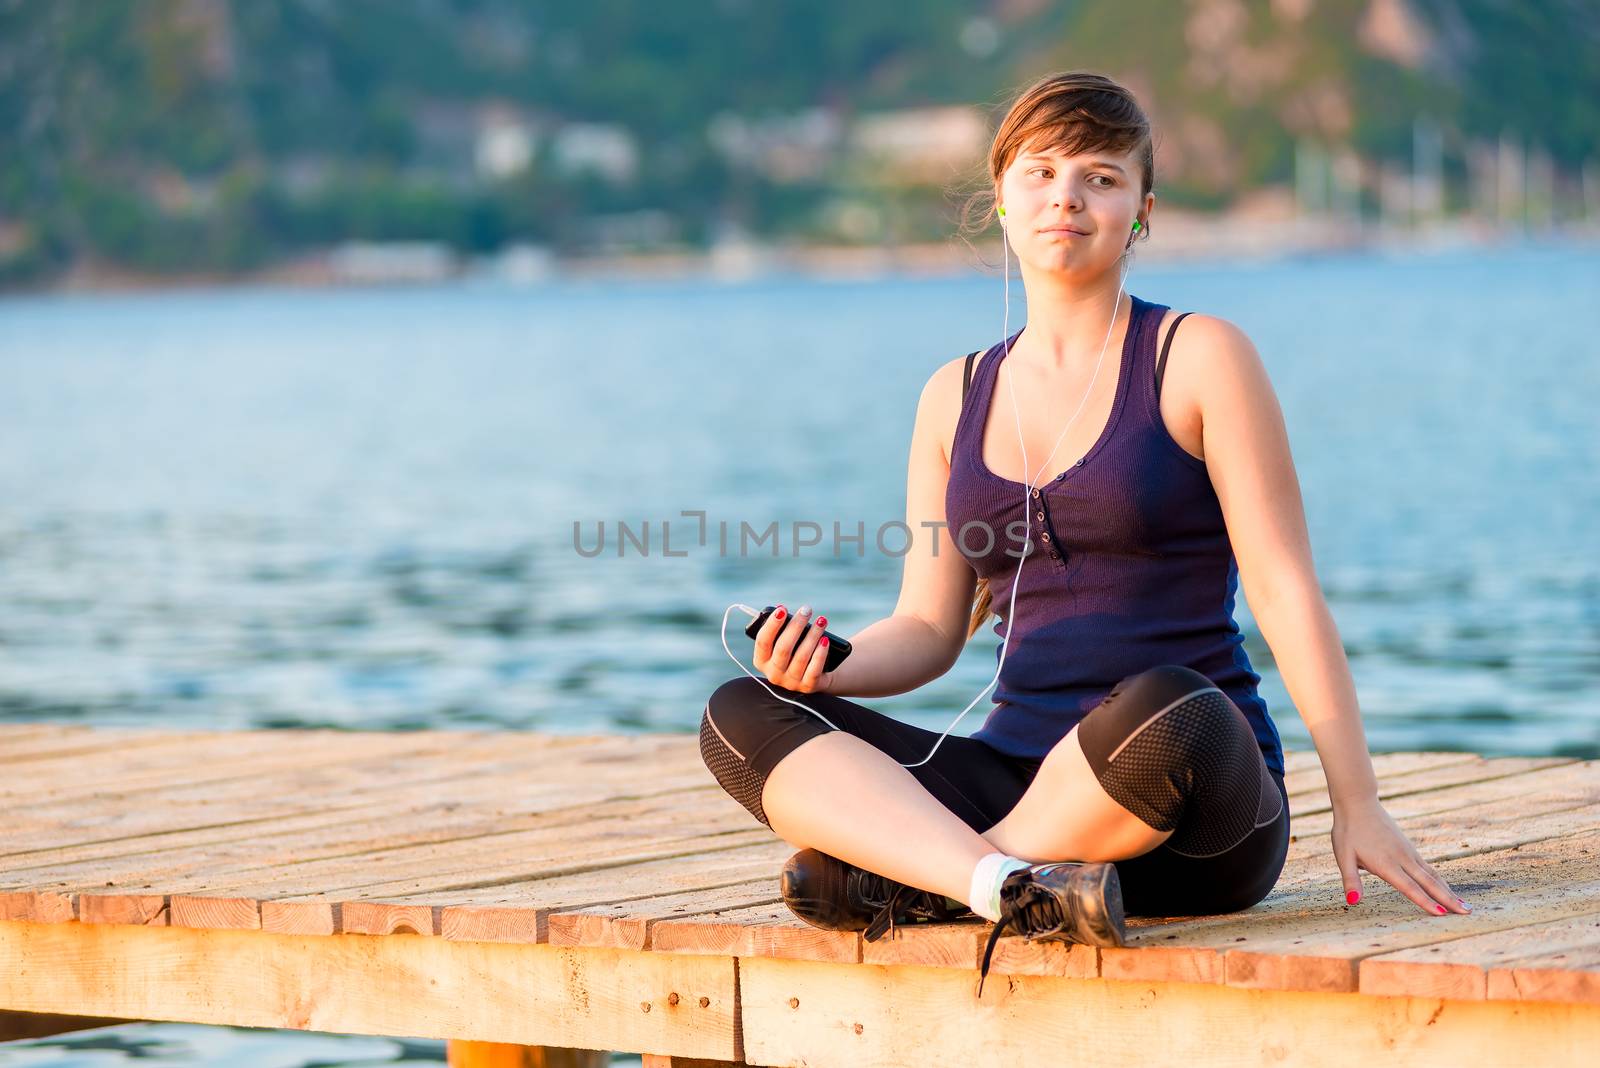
[967,852,1032,922]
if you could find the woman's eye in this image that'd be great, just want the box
[1090,175,1115,187]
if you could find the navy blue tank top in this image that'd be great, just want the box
[944,293,1285,776]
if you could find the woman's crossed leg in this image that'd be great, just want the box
[699,664,1288,917]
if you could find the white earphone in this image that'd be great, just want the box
[722,204,1132,768]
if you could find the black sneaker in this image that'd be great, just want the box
[975,861,1128,996]
[780,848,973,942]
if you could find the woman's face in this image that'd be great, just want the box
[995,137,1152,278]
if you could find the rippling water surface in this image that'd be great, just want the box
[2,243,1596,1064]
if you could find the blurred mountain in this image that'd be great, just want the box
[1,0,1595,286]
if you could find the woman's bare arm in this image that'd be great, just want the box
[825,358,977,698]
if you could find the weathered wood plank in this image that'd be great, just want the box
[547,880,783,951]
[424,842,797,945]
[4,780,740,897]
[0,919,741,1061]
[0,1008,139,1042]
[2,732,668,828]
[1295,754,1578,813]
[654,902,862,965]
[0,728,183,766]
[1361,910,1600,1001]
[1105,827,1600,993]
[1487,945,1600,1005]
[737,955,1600,1067]
[643,766,1598,981]
[5,769,739,927]
[0,739,706,860]
[444,1040,610,1067]
[1282,751,1482,799]
[1288,758,1593,830]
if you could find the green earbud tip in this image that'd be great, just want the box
[1132,221,1141,231]
[998,207,1006,216]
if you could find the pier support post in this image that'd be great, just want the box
[0,1010,138,1043]
[444,1040,611,1067]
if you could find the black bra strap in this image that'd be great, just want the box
[962,349,979,400]
[1155,312,1193,399]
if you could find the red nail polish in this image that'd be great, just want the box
[815,616,827,628]
[1346,890,1360,905]
[820,636,829,647]
[1435,904,1447,914]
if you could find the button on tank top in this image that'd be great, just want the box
[945,293,1285,776]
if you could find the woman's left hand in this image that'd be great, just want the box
[1331,796,1473,915]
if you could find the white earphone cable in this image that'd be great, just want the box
[720,213,1130,768]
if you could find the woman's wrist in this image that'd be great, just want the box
[1332,790,1382,812]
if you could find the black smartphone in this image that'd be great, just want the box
[745,605,853,673]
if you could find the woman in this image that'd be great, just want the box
[698,71,1469,991]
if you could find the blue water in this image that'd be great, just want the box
[1,243,1596,1063]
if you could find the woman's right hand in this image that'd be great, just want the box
[752,603,834,693]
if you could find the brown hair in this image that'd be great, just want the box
[952,72,1157,641]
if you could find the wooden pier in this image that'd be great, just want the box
[1,722,1597,1066]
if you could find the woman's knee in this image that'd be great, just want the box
[699,680,776,827]
[704,675,778,756]
[1075,665,1252,832]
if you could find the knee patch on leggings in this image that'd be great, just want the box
[1076,665,1283,857]
[699,705,772,827]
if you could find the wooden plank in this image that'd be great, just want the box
[0,729,617,811]
[1282,749,1320,773]
[1104,826,1600,994]
[1288,756,1586,824]
[74,821,772,935]
[547,880,783,951]
[427,841,798,945]
[0,731,688,826]
[0,728,463,796]
[1488,945,1600,1006]
[1279,790,1600,879]
[0,723,106,752]
[0,736,704,858]
[0,1008,140,1041]
[2,774,753,929]
[0,919,741,1061]
[0,728,183,766]
[0,783,711,871]
[445,1040,610,1067]
[643,764,1597,979]
[0,722,85,741]
[3,777,739,897]
[1362,910,1600,1002]
[1282,751,1483,799]
[654,902,862,965]
[737,955,1600,1067]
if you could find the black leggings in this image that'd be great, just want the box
[700,665,1289,916]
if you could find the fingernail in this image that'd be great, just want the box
[1346,890,1360,905]
[820,636,829,647]
[798,604,811,615]
[1458,898,1472,910]
[1435,904,1447,915]
[775,605,786,619]
[815,616,827,628]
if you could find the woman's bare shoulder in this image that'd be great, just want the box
[921,349,986,465]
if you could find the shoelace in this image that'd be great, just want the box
[975,876,1066,997]
[855,869,964,943]
[863,882,917,942]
